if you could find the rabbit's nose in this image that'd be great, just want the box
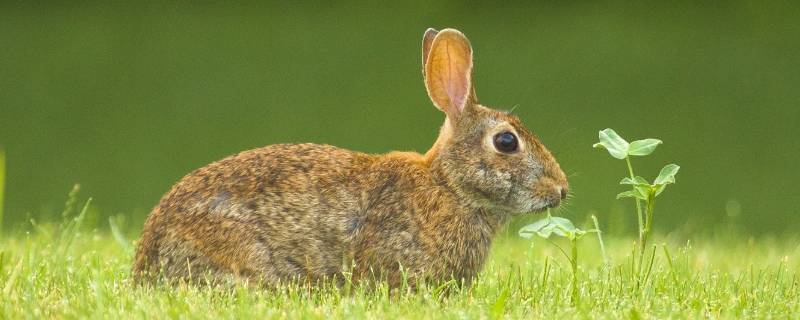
[559,186,568,200]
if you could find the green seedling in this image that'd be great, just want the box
[593,128,680,276]
[593,129,660,242]
[519,213,599,304]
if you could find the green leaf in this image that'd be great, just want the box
[618,185,650,201]
[550,226,571,238]
[519,216,578,239]
[628,139,662,156]
[633,185,651,200]
[594,128,629,159]
[620,176,650,186]
[619,176,651,200]
[617,190,637,199]
[550,217,578,238]
[519,218,549,235]
[654,184,667,196]
[532,222,563,238]
[548,217,577,232]
[654,164,680,185]
[518,219,551,239]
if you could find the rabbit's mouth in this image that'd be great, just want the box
[521,195,563,214]
[530,203,553,213]
[521,183,568,213]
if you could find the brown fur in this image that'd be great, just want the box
[132,28,568,287]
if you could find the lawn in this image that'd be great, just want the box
[1,219,797,319]
[2,3,799,319]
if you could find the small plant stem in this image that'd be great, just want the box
[641,245,657,288]
[625,156,646,275]
[645,193,655,240]
[638,191,656,277]
[570,238,579,305]
[625,156,645,239]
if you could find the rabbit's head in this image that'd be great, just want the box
[422,28,568,215]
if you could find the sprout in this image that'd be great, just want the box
[519,213,599,304]
[594,128,680,282]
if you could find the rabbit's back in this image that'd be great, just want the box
[133,143,375,283]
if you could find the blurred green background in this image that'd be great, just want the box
[1,2,798,235]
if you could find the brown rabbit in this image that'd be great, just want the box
[132,28,568,286]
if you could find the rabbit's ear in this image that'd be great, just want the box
[424,29,477,120]
[421,28,439,76]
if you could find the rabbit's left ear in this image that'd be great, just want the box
[421,28,438,76]
[424,28,477,120]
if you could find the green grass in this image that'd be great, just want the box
[1,217,798,319]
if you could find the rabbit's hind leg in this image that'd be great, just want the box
[156,214,283,286]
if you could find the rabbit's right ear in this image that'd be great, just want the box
[423,29,476,120]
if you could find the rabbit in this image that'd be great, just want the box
[132,28,569,287]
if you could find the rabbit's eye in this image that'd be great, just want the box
[493,132,519,153]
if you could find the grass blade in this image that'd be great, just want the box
[59,197,92,257]
[108,216,133,254]
[3,258,23,295]
[591,214,608,267]
[0,148,5,235]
